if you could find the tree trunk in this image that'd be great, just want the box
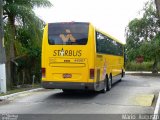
[6,61,12,89]
[22,70,25,85]
[6,15,16,89]
[152,57,158,74]
[0,0,6,63]
[155,0,160,17]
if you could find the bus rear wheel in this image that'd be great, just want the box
[107,75,112,91]
[120,69,124,81]
[101,79,107,93]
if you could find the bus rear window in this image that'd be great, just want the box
[48,22,89,45]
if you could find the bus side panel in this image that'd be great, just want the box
[95,30,125,85]
[105,55,124,77]
[41,25,48,81]
[87,24,96,83]
[95,54,124,86]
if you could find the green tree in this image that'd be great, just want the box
[3,0,52,89]
[15,19,44,85]
[125,1,160,73]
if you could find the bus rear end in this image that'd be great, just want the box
[41,22,95,90]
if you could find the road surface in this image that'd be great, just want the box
[0,75,159,119]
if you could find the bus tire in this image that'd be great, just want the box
[101,78,107,93]
[120,69,124,81]
[107,74,112,91]
[121,69,124,77]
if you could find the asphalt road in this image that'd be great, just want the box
[0,75,160,119]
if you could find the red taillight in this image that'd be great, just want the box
[90,69,94,79]
[42,68,46,78]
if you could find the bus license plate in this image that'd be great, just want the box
[63,74,72,78]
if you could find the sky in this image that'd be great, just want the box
[34,0,149,43]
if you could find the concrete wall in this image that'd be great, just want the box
[0,64,6,93]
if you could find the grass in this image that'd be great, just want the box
[126,61,160,71]
[0,84,41,96]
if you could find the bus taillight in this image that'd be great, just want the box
[42,68,46,78]
[90,69,94,79]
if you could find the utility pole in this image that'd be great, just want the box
[0,0,7,93]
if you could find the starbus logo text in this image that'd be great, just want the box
[53,48,82,57]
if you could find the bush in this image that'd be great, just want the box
[126,61,160,71]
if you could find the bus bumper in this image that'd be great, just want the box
[41,81,94,90]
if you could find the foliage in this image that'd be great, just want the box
[139,33,160,61]
[3,0,52,88]
[125,1,160,73]
[126,61,160,71]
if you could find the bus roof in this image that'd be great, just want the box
[48,22,89,25]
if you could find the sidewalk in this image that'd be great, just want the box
[126,71,160,76]
[126,71,160,74]
[0,88,43,100]
[126,71,160,119]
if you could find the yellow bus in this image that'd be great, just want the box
[41,22,125,93]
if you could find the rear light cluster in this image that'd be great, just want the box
[42,68,46,78]
[90,69,94,79]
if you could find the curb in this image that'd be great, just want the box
[153,92,160,120]
[126,71,160,74]
[0,88,43,100]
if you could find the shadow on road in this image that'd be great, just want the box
[47,91,99,100]
[111,80,122,88]
[45,80,124,101]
